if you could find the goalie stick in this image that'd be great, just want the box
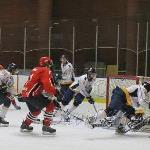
[92,103,98,114]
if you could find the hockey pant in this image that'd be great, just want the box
[61,88,85,107]
[24,94,55,127]
[0,92,11,108]
[60,84,71,96]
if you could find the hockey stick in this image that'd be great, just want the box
[92,103,98,114]
[59,108,86,122]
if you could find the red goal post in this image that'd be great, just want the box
[106,75,140,108]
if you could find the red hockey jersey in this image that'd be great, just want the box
[22,67,56,97]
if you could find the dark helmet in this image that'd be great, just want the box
[87,67,97,81]
[143,81,150,93]
[7,63,18,74]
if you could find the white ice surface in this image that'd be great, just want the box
[0,102,150,150]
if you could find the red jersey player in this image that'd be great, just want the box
[20,56,58,135]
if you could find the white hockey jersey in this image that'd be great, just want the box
[70,74,95,97]
[126,85,147,108]
[61,61,75,82]
[0,69,16,94]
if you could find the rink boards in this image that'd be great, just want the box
[13,75,107,104]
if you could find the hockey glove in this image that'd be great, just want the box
[87,96,95,104]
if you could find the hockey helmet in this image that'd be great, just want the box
[7,63,18,74]
[87,68,97,81]
[39,56,53,67]
[60,54,67,63]
[143,81,150,93]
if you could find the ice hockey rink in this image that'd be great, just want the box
[0,102,150,150]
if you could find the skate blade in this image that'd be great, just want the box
[115,131,125,135]
[0,124,9,127]
[42,131,56,136]
[20,129,33,133]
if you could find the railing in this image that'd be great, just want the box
[0,19,150,76]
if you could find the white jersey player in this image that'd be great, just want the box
[60,68,96,121]
[60,55,75,96]
[0,63,20,126]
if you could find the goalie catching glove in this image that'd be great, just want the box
[86,96,95,104]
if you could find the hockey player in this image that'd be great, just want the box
[19,56,59,135]
[0,63,19,126]
[60,68,96,121]
[6,63,21,110]
[60,55,75,96]
[88,82,150,132]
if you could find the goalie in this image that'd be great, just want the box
[60,68,96,121]
[88,81,150,133]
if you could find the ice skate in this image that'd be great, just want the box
[42,125,56,135]
[0,117,9,127]
[61,109,70,122]
[20,121,33,132]
[115,123,126,134]
[63,114,70,122]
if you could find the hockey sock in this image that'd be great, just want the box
[24,111,40,126]
[43,102,55,126]
[43,112,53,126]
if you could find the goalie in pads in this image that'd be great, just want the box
[89,82,150,133]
